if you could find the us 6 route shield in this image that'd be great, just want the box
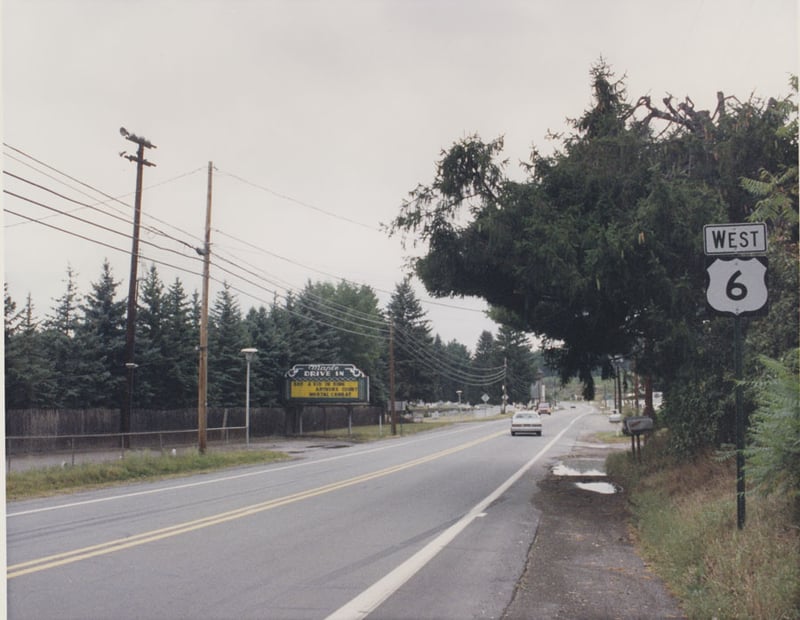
[705,256,768,317]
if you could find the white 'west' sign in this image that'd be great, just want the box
[703,223,767,256]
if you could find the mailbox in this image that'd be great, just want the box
[624,416,654,435]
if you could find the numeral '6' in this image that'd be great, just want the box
[726,270,747,301]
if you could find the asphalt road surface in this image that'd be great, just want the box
[8,403,600,619]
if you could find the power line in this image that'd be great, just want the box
[216,169,381,232]
[3,145,508,366]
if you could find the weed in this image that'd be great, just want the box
[7,449,290,500]
[609,436,800,619]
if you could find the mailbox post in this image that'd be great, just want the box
[624,416,654,461]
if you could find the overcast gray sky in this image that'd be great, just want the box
[2,0,797,350]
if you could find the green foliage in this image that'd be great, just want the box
[74,259,127,408]
[746,350,800,514]
[390,61,798,454]
[388,278,436,401]
[8,262,514,415]
[6,449,290,500]
[208,282,248,407]
[608,439,800,619]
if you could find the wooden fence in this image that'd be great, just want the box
[5,405,385,454]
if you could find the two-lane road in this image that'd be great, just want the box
[8,403,597,619]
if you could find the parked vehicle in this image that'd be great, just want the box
[510,410,543,436]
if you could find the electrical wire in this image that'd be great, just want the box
[3,145,520,388]
[216,169,381,232]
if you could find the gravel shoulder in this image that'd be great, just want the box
[502,415,686,620]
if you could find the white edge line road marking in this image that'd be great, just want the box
[7,429,507,578]
[7,423,488,518]
[325,411,590,620]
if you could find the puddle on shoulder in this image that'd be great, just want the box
[551,459,606,477]
[574,481,619,494]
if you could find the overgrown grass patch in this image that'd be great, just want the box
[7,449,290,500]
[310,416,487,441]
[607,439,800,619]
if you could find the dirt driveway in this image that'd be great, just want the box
[502,425,686,619]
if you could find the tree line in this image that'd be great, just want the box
[5,266,543,413]
[390,61,798,467]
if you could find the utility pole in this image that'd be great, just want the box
[389,320,397,435]
[197,162,213,454]
[119,127,156,448]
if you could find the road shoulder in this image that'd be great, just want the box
[503,415,685,619]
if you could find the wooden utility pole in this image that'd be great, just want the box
[120,127,156,448]
[197,162,213,453]
[389,320,397,435]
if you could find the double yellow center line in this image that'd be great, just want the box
[9,429,505,579]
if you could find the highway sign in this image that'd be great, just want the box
[705,257,768,316]
[703,222,767,256]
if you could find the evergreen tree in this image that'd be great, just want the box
[43,266,82,407]
[301,280,389,405]
[387,279,435,402]
[286,283,340,365]
[243,305,284,405]
[3,289,56,408]
[11,294,57,407]
[208,282,247,406]
[134,265,166,408]
[469,330,497,404]
[495,325,536,405]
[390,62,797,452]
[432,337,473,404]
[161,278,199,409]
[74,260,127,407]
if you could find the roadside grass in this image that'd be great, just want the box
[6,449,291,501]
[314,415,505,442]
[607,434,800,619]
[6,416,496,499]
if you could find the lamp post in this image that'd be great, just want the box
[241,348,257,447]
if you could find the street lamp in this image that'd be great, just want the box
[241,348,257,447]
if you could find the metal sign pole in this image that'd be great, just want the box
[734,315,746,529]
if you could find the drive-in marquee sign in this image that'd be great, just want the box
[284,364,369,403]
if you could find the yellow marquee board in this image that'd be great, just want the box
[284,364,369,403]
[290,380,360,400]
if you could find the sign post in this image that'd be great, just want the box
[704,222,768,529]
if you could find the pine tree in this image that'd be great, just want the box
[495,325,536,405]
[208,282,247,406]
[43,266,82,407]
[243,305,283,405]
[387,279,435,402]
[74,260,127,408]
[469,330,497,404]
[11,294,57,407]
[161,278,199,409]
[134,265,165,408]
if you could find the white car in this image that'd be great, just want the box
[609,410,622,423]
[510,410,543,436]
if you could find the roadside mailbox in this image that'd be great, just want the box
[623,416,654,461]
[623,416,654,435]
